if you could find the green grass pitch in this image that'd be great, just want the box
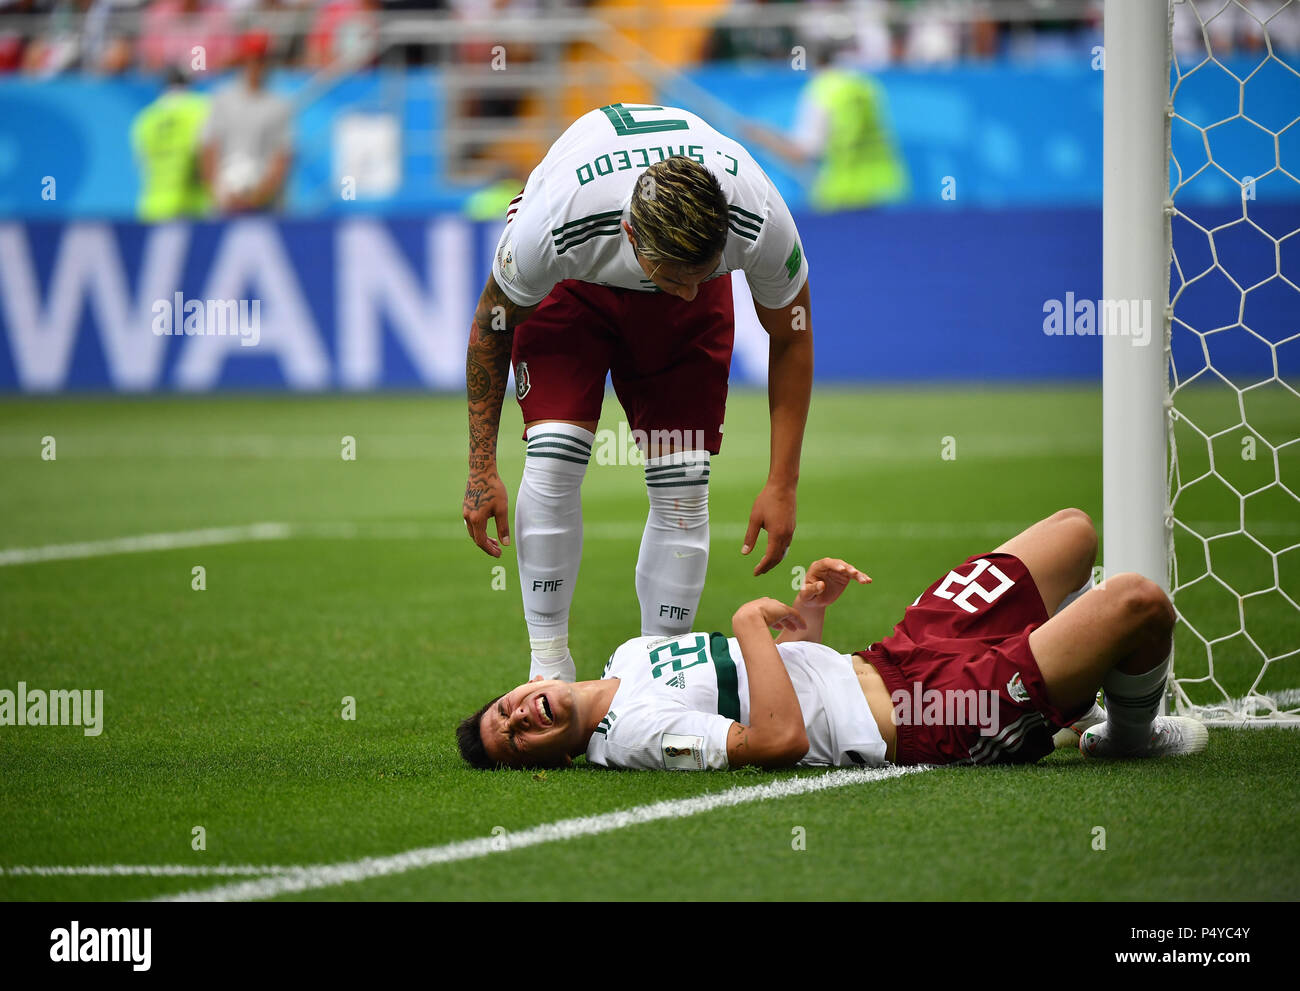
[1,386,1296,901]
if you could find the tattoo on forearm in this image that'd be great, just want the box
[466,357,491,403]
[465,279,535,490]
[466,330,507,461]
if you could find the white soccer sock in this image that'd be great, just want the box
[516,423,592,682]
[1101,661,1169,750]
[636,451,711,637]
[1058,571,1096,613]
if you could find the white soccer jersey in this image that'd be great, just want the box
[584,633,887,771]
[492,103,809,310]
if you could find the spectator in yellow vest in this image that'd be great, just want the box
[131,67,211,222]
[745,43,908,212]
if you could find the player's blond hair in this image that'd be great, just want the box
[628,157,729,268]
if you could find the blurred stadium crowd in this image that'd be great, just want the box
[2,0,1297,222]
[3,0,1296,78]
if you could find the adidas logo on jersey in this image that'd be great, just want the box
[665,673,687,690]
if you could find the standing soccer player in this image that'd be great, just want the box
[463,103,813,683]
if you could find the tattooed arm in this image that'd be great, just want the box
[463,274,539,558]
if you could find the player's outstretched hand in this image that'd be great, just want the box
[742,482,796,577]
[797,558,870,608]
[737,597,807,633]
[463,469,511,558]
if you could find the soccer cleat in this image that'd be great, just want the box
[1079,716,1208,759]
[1052,701,1106,749]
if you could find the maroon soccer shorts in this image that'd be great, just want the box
[857,552,1094,767]
[510,276,735,454]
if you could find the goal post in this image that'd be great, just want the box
[1105,0,1300,727]
[1102,0,1173,596]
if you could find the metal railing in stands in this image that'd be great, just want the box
[0,0,1103,182]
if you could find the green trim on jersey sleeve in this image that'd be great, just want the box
[551,210,624,256]
[727,205,763,243]
[709,633,741,721]
[550,210,623,238]
[728,204,764,225]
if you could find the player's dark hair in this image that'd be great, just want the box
[456,698,500,770]
[629,156,730,268]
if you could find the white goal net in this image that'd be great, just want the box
[1166,0,1300,724]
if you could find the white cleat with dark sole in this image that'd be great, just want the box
[1052,701,1106,749]
[1079,716,1209,759]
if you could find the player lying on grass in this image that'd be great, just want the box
[457,508,1208,770]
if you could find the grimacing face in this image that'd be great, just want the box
[479,677,583,768]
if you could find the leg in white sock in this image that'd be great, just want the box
[515,423,592,682]
[636,451,711,637]
[1098,660,1171,750]
[1082,654,1207,758]
[1027,572,1178,750]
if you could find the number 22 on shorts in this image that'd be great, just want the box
[932,558,1014,614]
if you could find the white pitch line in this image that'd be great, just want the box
[2,864,316,878]
[159,765,929,902]
[0,523,291,567]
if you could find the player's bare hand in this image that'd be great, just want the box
[741,482,796,577]
[463,468,511,557]
[797,558,870,608]
[735,597,806,633]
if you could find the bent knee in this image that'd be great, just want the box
[1050,507,1093,528]
[1051,507,1097,549]
[1106,572,1175,632]
[1044,507,1098,579]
